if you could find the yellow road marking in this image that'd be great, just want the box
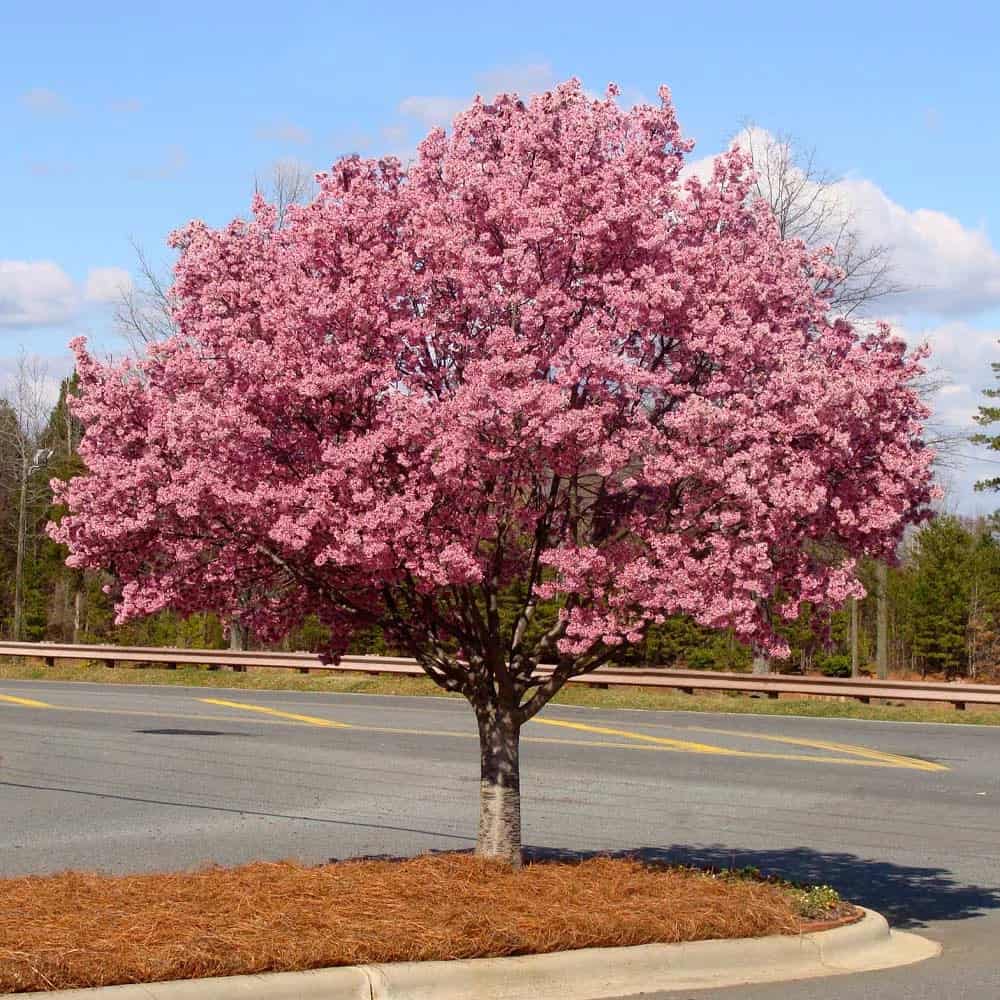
[531,716,733,755]
[5,704,305,726]
[688,726,947,773]
[0,692,52,708]
[198,698,352,728]
[0,692,944,771]
[530,717,943,771]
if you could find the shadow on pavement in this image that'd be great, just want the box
[524,844,1000,930]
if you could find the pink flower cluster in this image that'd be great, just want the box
[50,80,936,667]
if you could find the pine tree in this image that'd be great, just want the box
[909,517,974,677]
[972,360,1000,491]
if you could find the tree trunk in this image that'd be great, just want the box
[751,648,771,675]
[229,619,246,650]
[850,597,859,677]
[475,709,522,868]
[876,561,889,680]
[73,587,83,644]
[12,466,28,641]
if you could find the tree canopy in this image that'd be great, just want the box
[50,80,936,863]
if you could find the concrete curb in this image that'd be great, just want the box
[8,908,941,999]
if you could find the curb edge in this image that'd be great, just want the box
[7,907,940,1000]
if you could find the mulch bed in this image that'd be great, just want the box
[0,853,856,994]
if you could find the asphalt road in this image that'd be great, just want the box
[2,679,999,998]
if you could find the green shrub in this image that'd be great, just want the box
[789,884,842,919]
[818,653,851,677]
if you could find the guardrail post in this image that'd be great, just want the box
[858,696,870,704]
[165,662,177,670]
[44,655,55,667]
[298,667,310,674]
[103,658,114,668]
[954,701,966,711]
[679,687,694,695]
[767,691,779,700]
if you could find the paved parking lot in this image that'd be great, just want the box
[2,680,998,997]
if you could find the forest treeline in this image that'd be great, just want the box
[3,370,999,681]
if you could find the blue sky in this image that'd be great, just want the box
[4,0,1000,509]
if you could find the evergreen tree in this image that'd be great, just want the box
[973,360,1000,492]
[909,517,974,677]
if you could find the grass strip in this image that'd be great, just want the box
[0,853,844,994]
[2,657,998,725]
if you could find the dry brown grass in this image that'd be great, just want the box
[0,853,818,993]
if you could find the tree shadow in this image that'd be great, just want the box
[523,843,1000,929]
[135,729,253,737]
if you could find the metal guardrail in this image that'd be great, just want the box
[1,641,998,710]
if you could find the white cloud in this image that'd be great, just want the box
[0,261,78,327]
[397,96,470,131]
[834,178,1000,316]
[377,124,415,161]
[381,124,408,145]
[681,127,1000,318]
[0,353,70,410]
[0,261,136,328]
[129,145,188,180]
[330,128,374,152]
[19,88,70,115]
[398,62,560,131]
[678,151,718,185]
[255,121,311,145]
[614,85,654,110]
[882,318,999,508]
[474,63,558,102]
[85,267,132,303]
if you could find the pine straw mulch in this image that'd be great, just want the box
[0,853,851,994]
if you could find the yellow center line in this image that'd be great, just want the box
[525,740,913,767]
[198,698,353,728]
[0,693,945,771]
[530,717,942,771]
[0,692,53,708]
[531,716,734,755]
[687,725,948,773]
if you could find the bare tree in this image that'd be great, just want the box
[115,160,317,354]
[253,158,317,231]
[740,125,904,318]
[0,353,55,640]
[738,127,960,676]
[113,239,178,353]
[110,161,317,653]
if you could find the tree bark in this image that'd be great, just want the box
[73,587,83,644]
[224,618,249,671]
[475,708,522,868]
[229,619,246,650]
[876,561,889,680]
[12,465,28,641]
[850,596,859,677]
[751,648,771,675]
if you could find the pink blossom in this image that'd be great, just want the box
[49,79,934,690]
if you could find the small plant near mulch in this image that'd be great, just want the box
[0,853,857,994]
[701,864,852,922]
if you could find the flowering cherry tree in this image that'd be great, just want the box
[50,80,935,865]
